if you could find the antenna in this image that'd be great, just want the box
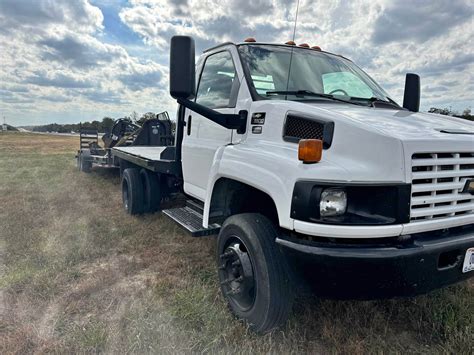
[285,0,300,98]
[292,0,300,42]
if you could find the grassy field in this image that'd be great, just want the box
[0,132,473,354]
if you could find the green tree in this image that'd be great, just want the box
[102,117,115,131]
[461,108,473,121]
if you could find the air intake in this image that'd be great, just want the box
[283,114,334,148]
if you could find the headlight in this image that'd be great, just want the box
[291,182,411,225]
[320,188,347,217]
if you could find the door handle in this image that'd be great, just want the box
[187,115,192,135]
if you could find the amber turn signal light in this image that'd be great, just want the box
[298,139,323,163]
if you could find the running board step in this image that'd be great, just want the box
[162,206,221,237]
[185,199,224,218]
[186,199,204,214]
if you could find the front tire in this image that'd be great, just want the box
[216,213,294,333]
[122,168,144,215]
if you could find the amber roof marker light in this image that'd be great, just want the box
[244,37,256,42]
[299,43,310,48]
[311,45,322,51]
[285,40,296,45]
[298,139,323,163]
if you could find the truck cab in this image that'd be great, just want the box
[109,36,474,333]
[181,38,474,229]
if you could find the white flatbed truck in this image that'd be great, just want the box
[79,36,474,333]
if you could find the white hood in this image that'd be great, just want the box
[308,103,474,142]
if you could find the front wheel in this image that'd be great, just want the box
[216,213,294,333]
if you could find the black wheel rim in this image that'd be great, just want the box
[218,237,256,311]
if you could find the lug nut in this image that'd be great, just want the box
[226,288,241,296]
[231,260,241,267]
[220,251,233,259]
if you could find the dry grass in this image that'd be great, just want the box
[0,132,473,354]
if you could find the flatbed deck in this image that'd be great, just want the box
[113,146,168,160]
[112,146,181,175]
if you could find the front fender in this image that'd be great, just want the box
[203,142,349,229]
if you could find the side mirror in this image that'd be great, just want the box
[170,36,196,99]
[403,73,420,112]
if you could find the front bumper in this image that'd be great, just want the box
[277,225,474,299]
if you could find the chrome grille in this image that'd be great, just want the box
[410,152,474,221]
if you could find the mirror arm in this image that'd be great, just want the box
[177,98,247,134]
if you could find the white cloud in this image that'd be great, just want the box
[0,0,172,125]
[0,0,472,126]
[0,0,104,34]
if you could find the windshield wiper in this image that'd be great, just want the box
[266,90,367,106]
[350,96,401,109]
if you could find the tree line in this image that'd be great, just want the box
[31,111,162,133]
[428,107,473,121]
[32,117,115,133]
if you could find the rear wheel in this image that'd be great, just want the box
[216,213,294,333]
[122,168,144,215]
[78,151,92,173]
[139,169,162,213]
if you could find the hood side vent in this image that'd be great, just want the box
[283,114,334,149]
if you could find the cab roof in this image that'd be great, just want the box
[202,41,350,61]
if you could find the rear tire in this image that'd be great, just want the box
[122,168,144,215]
[139,169,162,213]
[79,151,92,173]
[216,213,294,333]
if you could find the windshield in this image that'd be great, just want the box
[238,44,393,103]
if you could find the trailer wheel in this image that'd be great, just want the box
[139,169,162,213]
[216,213,294,333]
[79,151,92,173]
[122,168,144,215]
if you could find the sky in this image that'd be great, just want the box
[0,0,473,126]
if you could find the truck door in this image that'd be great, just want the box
[181,49,240,200]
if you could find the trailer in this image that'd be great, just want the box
[78,36,474,334]
[76,113,174,173]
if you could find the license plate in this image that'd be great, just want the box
[462,248,474,273]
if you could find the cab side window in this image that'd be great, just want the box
[196,51,236,109]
